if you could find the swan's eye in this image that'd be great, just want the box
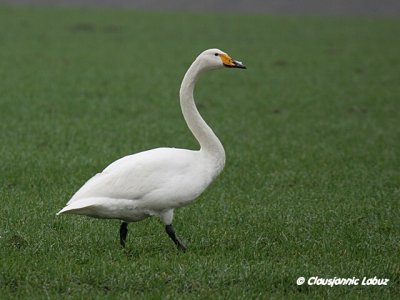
[214,53,219,56]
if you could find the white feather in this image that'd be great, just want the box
[57,48,244,226]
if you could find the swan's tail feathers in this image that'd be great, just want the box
[56,205,87,215]
[55,198,104,217]
[56,202,94,216]
[56,208,66,215]
[55,197,138,220]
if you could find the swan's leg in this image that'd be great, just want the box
[119,222,128,247]
[160,210,186,251]
[165,224,186,252]
[166,224,186,251]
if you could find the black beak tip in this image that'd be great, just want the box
[224,61,247,69]
[234,60,246,69]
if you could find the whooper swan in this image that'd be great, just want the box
[57,49,246,251]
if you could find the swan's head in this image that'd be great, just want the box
[197,48,246,70]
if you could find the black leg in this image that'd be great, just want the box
[120,222,128,247]
[165,224,186,252]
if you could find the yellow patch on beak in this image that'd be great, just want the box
[219,53,236,67]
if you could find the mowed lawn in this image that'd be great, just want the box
[0,5,399,299]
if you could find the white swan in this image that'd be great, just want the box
[57,49,246,250]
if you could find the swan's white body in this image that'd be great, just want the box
[58,148,221,223]
[57,49,245,247]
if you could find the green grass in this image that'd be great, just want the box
[1,5,399,299]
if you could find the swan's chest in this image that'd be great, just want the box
[141,161,214,209]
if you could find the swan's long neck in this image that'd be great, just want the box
[179,59,225,170]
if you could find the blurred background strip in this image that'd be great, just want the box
[0,0,400,16]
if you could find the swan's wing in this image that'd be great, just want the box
[66,148,207,206]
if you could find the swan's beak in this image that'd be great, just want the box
[230,60,246,69]
[220,53,246,69]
